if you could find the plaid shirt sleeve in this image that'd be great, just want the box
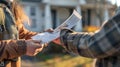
[60,13,120,58]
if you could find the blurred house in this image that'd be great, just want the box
[20,0,115,32]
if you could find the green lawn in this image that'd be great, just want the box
[22,54,94,67]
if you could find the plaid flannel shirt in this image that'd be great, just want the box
[60,9,120,67]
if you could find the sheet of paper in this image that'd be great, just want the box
[31,10,82,44]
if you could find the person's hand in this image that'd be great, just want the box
[53,37,61,45]
[25,40,44,56]
[53,37,66,47]
[45,28,62,46]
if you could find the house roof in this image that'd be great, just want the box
[21,0,42,2]
[86,0,111,4]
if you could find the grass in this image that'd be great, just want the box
[43,55,93,67]
[22,54,94,67]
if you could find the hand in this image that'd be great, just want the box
[53,37,65,46]
[53,38,61,45]
[25,40,44,56]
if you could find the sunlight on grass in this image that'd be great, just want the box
[83,26,100,32]
[37,55,94,67]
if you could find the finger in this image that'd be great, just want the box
[54,37,60,40]
[48,28,54,31]
[36,48,43,52]
[53,38,61,45]
[31,43,42,49]
[43,43,48,47]
[60,27,70,30]
[33,52,38,56]
[32,40,41,44]
[45,28,54,32]
[33,47,43,55]
[36,44,42,48]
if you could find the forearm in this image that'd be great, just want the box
[60,23,120,59]
[0,39,26,61]
[60,13,120,58]
[60,29,97,58]
[18,24,38,39]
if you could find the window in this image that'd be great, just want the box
[30,6,36,16]
[82,9,91,27]
[51,10,57,29]
[30,19,36,28]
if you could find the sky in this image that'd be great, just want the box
[110,0,120,6]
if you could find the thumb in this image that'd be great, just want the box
[33,43,42,49]
[32,40,41,44]
[44,28,54,32]
[32,40,44,48]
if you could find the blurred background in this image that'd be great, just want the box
[20,0,118,67]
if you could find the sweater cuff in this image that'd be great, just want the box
[60,29,73,49]
[16,39,27,56]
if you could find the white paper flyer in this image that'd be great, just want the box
[31,10,82,44]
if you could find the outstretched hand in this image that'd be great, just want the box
[53,37,61,45]
[44,28,66,47]
[25,40,44,56]
[53,37,66,47]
